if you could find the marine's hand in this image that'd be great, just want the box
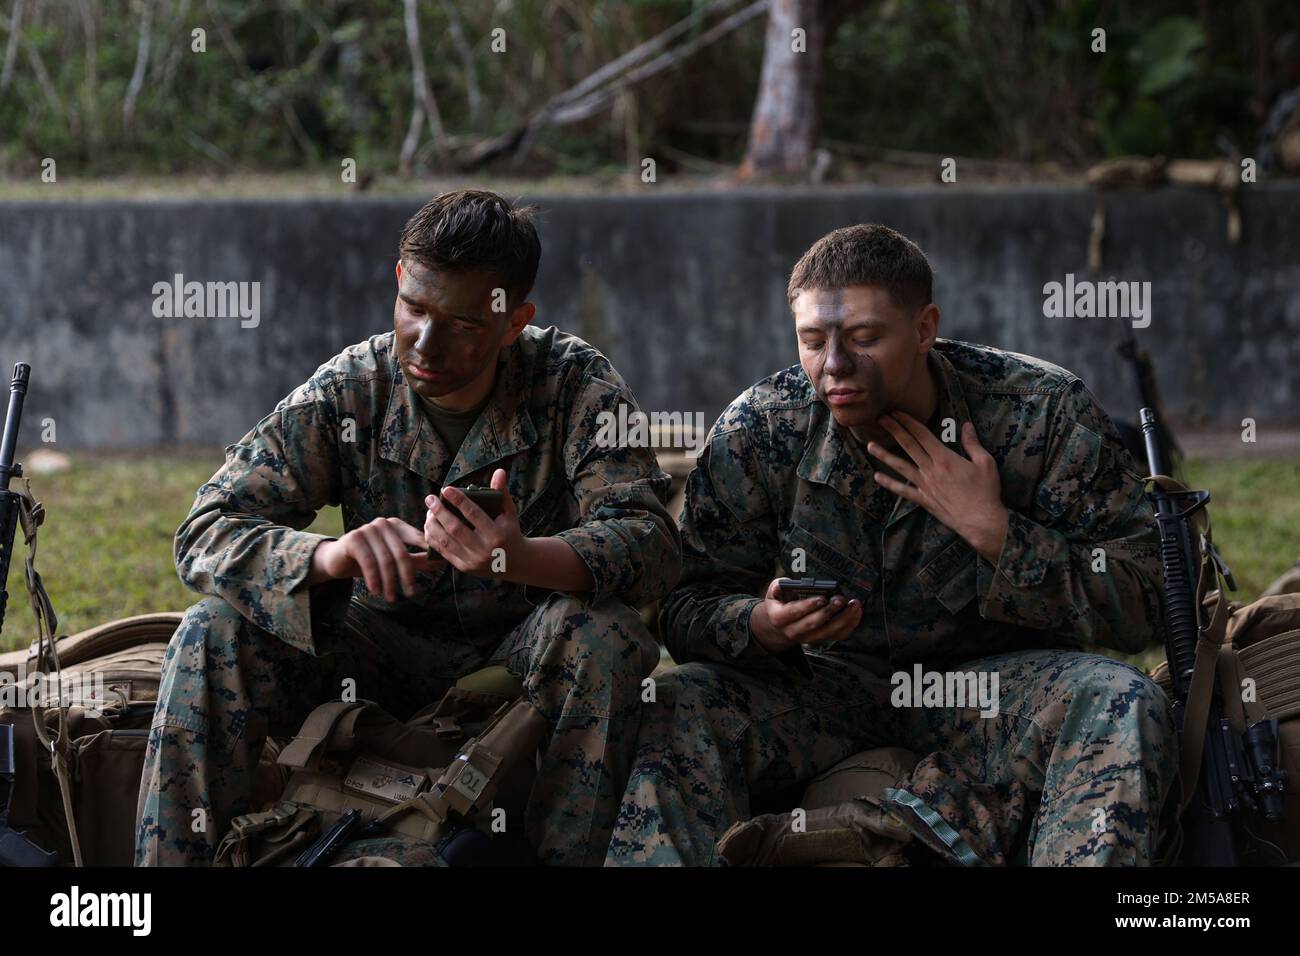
[749,577,862,653]
[424,468,525,578]
[311,517,445,601]
[868,412,1010,563]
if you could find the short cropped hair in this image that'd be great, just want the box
[399,189,541,307]
[787,223,933,312]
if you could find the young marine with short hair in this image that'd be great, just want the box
[136,190,681,866]
[607,224,1176,866]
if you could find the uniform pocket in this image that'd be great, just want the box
[783,524,878,604]
[516,478,567,536]
[918,537,977,615]
[1035,421,1103,523]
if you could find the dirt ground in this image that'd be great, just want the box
[1177,427,1300,459]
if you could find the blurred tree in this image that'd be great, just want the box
[0,0,1293,179]
[739,0,868,178]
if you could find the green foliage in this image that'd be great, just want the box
[1133,16,1205,97]
[1108,456,1300,673]
[1094,16,1208,156]
[0,453,344,652]
[0,0,1290,178]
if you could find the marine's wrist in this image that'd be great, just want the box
[307,539,342,585]
[963,504,1011,564]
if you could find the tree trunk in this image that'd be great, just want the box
[739,0,828,179]
[740,0,865,179]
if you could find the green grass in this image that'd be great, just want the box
[1100,457,1300,674]
[1180,458,1300,602]
[0,451,343,652]
[0,452,1295,658]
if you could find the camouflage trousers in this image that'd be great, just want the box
[135,591,659,866]
[606,648,1178,866]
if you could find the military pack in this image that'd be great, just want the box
[1152,590,1300,865]
[214,676,546,867]
[0,613,182,865]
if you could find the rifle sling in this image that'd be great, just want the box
[12,478,82,865]
[1176,556,1229,817]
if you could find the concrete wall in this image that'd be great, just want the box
[0,185,1297,449]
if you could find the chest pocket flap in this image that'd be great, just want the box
[784,523,878,602]
[1035,420,1103,523]
[918,537,978,615]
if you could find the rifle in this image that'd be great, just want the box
[0,362,62,865]
[0,363,32,635]
[1116,325,1179,477]
[1142,406,1286,865]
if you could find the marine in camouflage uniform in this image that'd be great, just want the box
[136,194,679,866]
[607,228,1175,867]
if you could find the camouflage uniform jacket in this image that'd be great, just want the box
[661,338,1164,677]
[176,324,681,654]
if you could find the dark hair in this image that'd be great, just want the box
[399,189,542,307]
[787,223,933,311]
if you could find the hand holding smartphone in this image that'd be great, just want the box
[411,486,506,558]
[775,577,849,618]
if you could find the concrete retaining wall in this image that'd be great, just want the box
[0,184,1296,448]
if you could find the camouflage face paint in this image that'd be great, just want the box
[139,324,681,866]
[393,260,510,412]
[616,338,1173,867]
[793,287,907,445]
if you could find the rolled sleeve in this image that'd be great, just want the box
[174,380,346,654]
[554,360,682,607]
[661,416,808,675]
[551,470,679,607]
[556,520,634,604]
[975,380,1163,653]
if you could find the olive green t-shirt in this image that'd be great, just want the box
[416,392,491,456]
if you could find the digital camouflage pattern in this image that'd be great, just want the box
[607,339,1176,866]
[609,647,1177,865]
[136,325,679,866]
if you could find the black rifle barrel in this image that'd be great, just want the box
[0,362,30,637]
[1140,407,1171,478]
[0,362,63,866]
[1142,406,1239,864]
[0,363,31,490]
[1142,407,1198,688]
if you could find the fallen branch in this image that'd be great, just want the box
[400,0,448,174]
[122,0,153,128]
[461,0,764,170]
[0,0,24,92]
[819,137,1044,171]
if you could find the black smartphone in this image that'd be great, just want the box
[411,487,507,559]
[775,577,848,620]
[775,577,841,602]
[437,487,505,526]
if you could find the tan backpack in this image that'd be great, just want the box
[215,676,546,868]
[0,610,545,868]
[716,747,919,866]
[1151,590,1300,865]
[0,613,333,866]
[0,613,181,866]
